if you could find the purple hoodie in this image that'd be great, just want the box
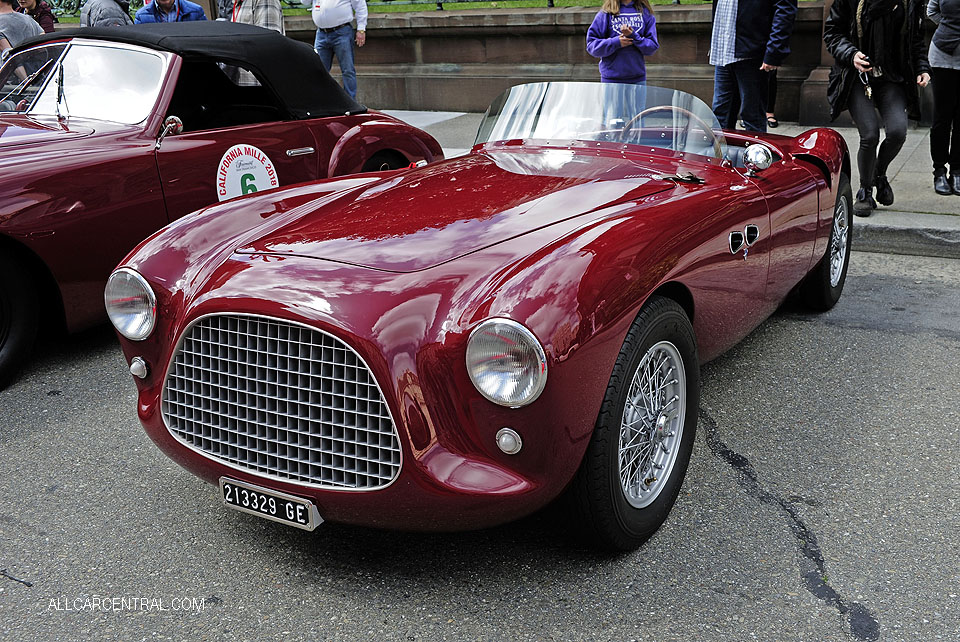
[586,3,659,83]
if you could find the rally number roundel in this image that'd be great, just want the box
[217,144,280,202]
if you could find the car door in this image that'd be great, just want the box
[153,59,321,222]
[155,121,320,222]
[666,160,774,362]
[743,157,821,305]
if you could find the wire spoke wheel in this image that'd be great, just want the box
[567,296,698,550]
[829,193,849,288]
[618,341,686,509]
[801,172,852,311]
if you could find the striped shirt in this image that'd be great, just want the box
[232,0,284,34]
[709,0,744,67]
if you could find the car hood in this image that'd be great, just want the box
[236,147,677,272]
[0,115,96,148]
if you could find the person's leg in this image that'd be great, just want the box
[874,82,908,177]
[332,24,357,99]
[848,87,882,188]
[314,29,334,71]
[712,64,739,130]
[733,59,767,133]
[930,67,953,173]
[871,81,908,206]
[847,86,882,212]
[940,69,960,191]
[766,69,778,126]
[929,67,956,194]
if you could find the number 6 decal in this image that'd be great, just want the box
[217,144,279,201]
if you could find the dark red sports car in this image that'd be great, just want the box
[0,22,442,386]
[108,82,851,550]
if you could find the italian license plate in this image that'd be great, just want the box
[219,477,322,531]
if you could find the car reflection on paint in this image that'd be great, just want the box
[0,21,442,387]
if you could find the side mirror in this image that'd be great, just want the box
[155,115,183,150]
[743,144,773,176]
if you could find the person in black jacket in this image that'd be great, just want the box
[710,0,797,133]
[928,0,960,195]
[825,0,931,215]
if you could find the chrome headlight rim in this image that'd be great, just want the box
[465,317,548,408]
[104,267,157,342]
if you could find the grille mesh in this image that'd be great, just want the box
[161,315,401,490]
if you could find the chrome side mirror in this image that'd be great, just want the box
[155,115,183,150]
[743,144,773,176]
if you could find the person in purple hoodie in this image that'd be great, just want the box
[586,0,659,84]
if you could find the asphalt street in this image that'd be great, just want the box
[1,251,958,641]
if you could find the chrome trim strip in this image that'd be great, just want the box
[285,147,316,157]
[160,312,403,493]
[729,231,745,254]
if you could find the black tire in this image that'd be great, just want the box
[0,253,38,389]
[568,296,700,551]
[801,172,853,311]
[361,151,408,172]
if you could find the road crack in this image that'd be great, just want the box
[0,569,33,587]
[700,408,879,641]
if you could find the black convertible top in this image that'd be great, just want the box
[12,21,364,119]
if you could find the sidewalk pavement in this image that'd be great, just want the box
[774,123,960,259]
[385,110,960,260]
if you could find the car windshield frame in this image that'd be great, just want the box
[0,39,172,125]
[476,82,728,161]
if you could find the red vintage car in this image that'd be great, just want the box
[0,22,442,387]
[107,82,851,550]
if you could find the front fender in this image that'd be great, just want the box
[327,120,444,176]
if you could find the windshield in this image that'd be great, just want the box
[476,82,726,160]
[29,43,166,124]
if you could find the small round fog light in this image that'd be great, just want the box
[129,357,149,379]
[496,428,523,455]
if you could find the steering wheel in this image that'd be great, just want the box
[620,105,723,159]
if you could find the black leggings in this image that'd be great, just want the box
[847,80,908,189]
[930,67,960,173]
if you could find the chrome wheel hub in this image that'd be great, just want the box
[618,340,686,509]
[829,194,849,288]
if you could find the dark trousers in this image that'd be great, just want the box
[930,67,960,174]
[847,80,908,189]
[767,69,778,114]
[713,58,767,132]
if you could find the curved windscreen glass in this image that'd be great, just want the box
[476,82,726,160]
[29,43,166,124]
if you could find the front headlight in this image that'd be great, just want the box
[104,268,156,341]
[465,318,547,408]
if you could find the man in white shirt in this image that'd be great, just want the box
[312,0,366,99]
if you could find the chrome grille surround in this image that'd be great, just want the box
[161,313,402,490]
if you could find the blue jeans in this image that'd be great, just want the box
[314,24,357,99]
[712,58,768,133]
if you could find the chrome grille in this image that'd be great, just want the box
[162,314,401,490]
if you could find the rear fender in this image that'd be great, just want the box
[327,120,444,177]
[787,128,850,264]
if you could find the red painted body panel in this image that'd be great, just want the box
[112,130,848,531]
[0,39,442,335]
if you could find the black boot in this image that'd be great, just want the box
[875,175,894,206]
[854,187,876,216]
[934,169,952,195]
[951,174,960,195]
